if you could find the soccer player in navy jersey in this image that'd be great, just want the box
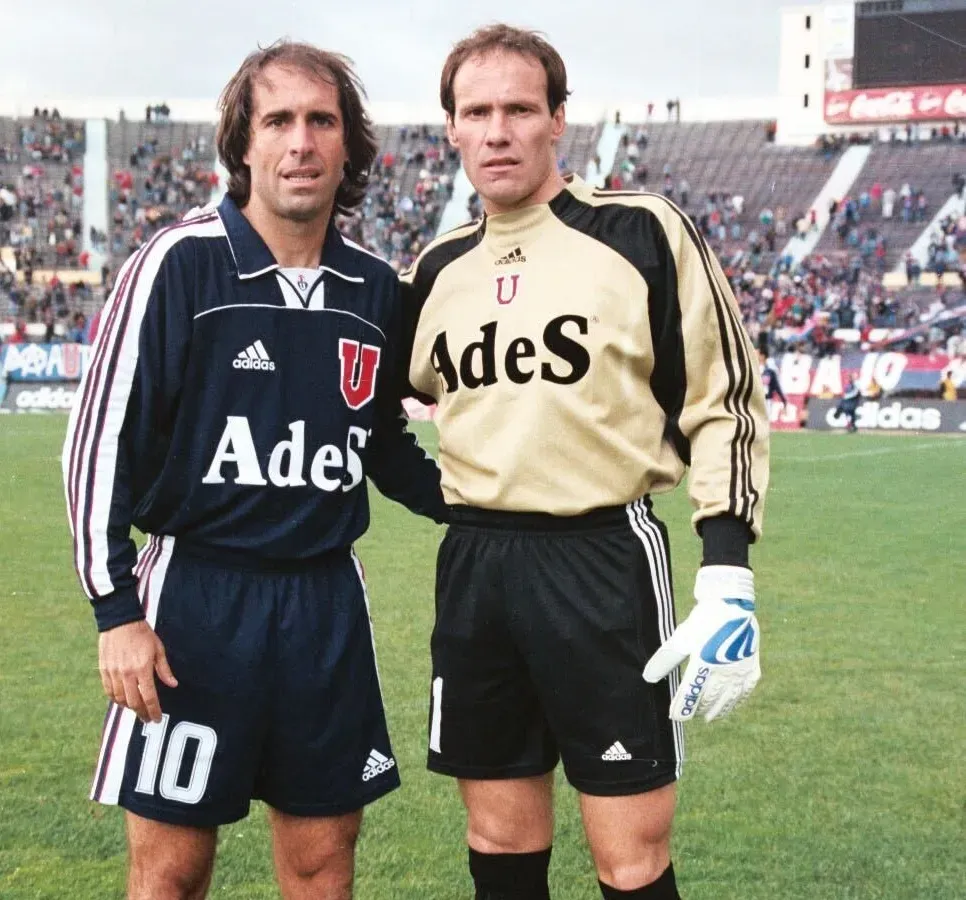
[759,350,787,418]
[63,41,443,899]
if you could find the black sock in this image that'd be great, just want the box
[599,863,680,899]
[468,846,552,900]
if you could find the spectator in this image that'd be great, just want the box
[7,320,27,343]
[66,311,87,343]
[940,369,958,401]
[916,192,928,224]
[882,187,896,219]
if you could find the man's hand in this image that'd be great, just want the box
[643,565,760,722]
[98,620,178,723]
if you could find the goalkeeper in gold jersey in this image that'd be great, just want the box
[401,24,770,900]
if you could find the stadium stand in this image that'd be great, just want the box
[107,118,216,166]
[609,120,842,272]
[106,120,219,260]
[337,124,601,271]
[1,113,964,360]
[338,124,460,271]
[813,137,966,269]
[0,113,87,273]
[556,123,601,179]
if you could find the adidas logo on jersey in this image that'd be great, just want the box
[601,741,632,761]
[233,340,276,372]
[494,246,526,265]
[361,748,396,781]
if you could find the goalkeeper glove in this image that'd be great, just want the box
[643,565,760,722]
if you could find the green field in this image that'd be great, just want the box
[1,416,964,899]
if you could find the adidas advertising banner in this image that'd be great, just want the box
[806,399,966,434]
[1,383,78,413]
[768,350,964,431]
[1,343,90,381]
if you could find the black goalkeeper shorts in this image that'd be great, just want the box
[427,497,683,796]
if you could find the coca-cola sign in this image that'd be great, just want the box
[824,83,966,124]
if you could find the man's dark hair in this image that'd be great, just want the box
[216,39,377,215]
[439,24,570,118]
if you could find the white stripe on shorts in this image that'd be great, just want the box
[350,548,384,696]
[91,535,176,805]
[626,498,684,778]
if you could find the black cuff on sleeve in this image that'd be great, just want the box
[699,515,752,568]
[92,585,145,633]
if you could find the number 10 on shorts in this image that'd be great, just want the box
[134,714,218,805]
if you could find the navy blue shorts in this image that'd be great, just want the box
[90,537,399,827]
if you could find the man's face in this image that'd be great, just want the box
[446,50,565,215]
[243,63,348,225]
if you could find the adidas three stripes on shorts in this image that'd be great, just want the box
[91,540,399,826]
[427,498,683,796]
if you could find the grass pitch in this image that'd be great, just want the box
[1,416,963,899]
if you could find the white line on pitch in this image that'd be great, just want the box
[781,439,964,462]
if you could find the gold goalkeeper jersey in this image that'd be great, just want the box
[401,176,769,538]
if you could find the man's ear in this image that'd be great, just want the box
[445,114,459,149]
[550,102,566,143]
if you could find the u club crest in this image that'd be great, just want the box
[338,338,382,409]
[495,274,520,305]
[296,274,309,293]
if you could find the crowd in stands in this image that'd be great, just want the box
[0,163,86,270]
[734,249,964,361]
[884,122,966,145]
[0,109,88,274]
[145,103,172,124]
[598,118,966,363]
[6,109,86,164]
[2,110,965,375]
[338,126,460,272]
[110,137,218,259]
[823,122,966,151]
[825,180,935,246]
[920,208,966,280]
[606,129,803,273]
[1,258,99,341]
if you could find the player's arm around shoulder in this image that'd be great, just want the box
[363,267,447,523]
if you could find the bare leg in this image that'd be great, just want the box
[126,812,217,900]
[580,783,677,890]
[270,806,362,900]
[460,774,554,852]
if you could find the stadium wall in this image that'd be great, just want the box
[777,3,851,144]
[777,1,966,142]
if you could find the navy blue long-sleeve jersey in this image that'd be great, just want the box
[760,362,786,403]
[63,196,444,632]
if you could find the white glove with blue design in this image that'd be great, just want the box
[643,565,760,722]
